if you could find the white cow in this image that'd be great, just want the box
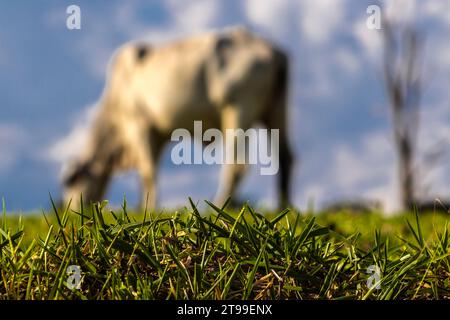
[63,27,293,210]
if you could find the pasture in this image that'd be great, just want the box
[1,199,450,300]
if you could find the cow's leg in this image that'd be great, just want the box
[262,101,293,209]
[274,119,293,209]
[214,105,249,207]
[136,128,165,211]
[216,163,248,207]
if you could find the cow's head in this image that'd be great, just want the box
[62,158,110,209]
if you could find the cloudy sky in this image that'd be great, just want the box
[1,0,450,213]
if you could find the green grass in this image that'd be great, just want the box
[1,198,450,300]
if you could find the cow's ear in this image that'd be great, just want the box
[136,44,151,62]
[214,36,234,69]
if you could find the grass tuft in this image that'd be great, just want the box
[0,199,450,300]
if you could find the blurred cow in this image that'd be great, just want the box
[62,26,293,210]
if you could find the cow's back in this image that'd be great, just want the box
[106,27,280,134]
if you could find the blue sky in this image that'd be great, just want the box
[1,0,450,213]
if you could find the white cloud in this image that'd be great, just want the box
[245,0,347,44]
[244,0,296,38]
[422,0,450,25]
[298,0,346,45]
[0,124,27,175]
[113,2,148,37]
[46,104,97,166]
[166,0,220,31]
[319,93,450,214]
[383,0,418,25]
[62,0,223,79]
[353,0,426,64]
[353,19,382,62]
[334,47,361,74]
[159,166,220,209]
[335,132,392,183]
[325,131,400,213]
[416,100,450,199]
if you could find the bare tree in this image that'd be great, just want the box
[382,16,423,211]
